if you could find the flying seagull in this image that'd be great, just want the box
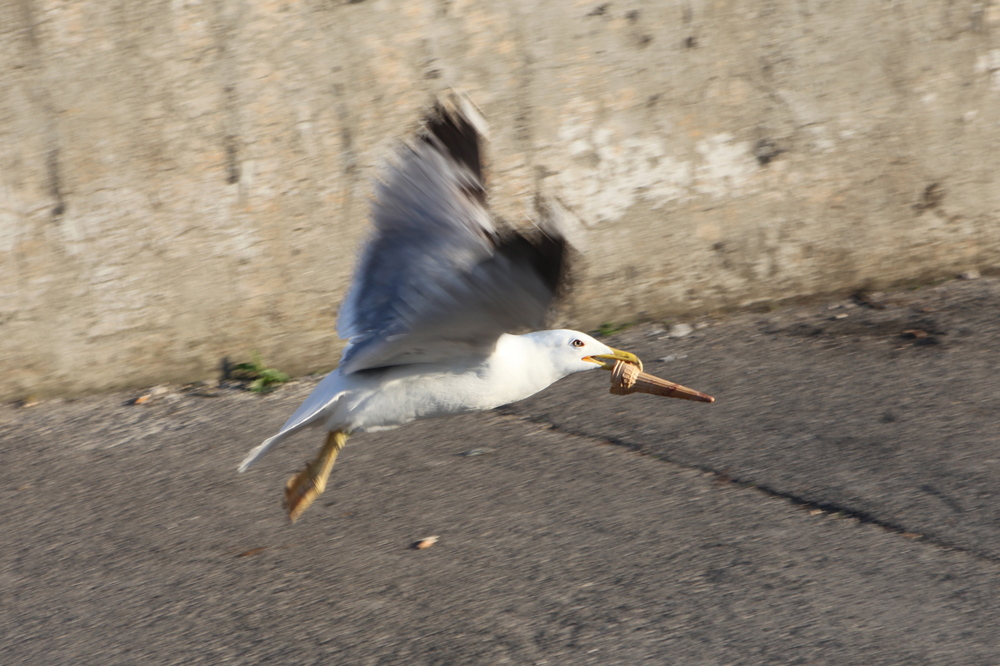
[239,95,710,522]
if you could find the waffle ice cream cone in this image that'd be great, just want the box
[610,360,715,403]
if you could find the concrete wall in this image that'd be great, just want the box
[2,0,999,399]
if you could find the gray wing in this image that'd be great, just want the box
[336,100,568,375]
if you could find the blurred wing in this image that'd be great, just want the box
[336,99,568,374]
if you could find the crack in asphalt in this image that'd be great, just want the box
[502,412,1000,567]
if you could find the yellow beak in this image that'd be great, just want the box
[585,348,644,372]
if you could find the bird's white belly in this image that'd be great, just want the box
[324,360,548,434]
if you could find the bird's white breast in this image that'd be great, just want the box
[325,334,564,433]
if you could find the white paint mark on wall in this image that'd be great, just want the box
[692,134,758,198]
[548,115,757,225]
[975,50,1000,92]
[550,119,694,225]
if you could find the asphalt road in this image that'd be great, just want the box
[2,277,999,664]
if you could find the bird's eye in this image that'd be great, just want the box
[571,339,585,348]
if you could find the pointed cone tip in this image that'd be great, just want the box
[631,371,715,403]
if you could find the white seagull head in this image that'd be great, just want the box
[522,329,643,378]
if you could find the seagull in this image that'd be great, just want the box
[239,95,707,522]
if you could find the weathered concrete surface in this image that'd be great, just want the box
[2,0,1000,399]
[1,277,999,664]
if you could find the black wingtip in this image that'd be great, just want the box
[422,97,486,185]
[495,227,570,306]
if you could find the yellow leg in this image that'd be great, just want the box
[284,430,348,523]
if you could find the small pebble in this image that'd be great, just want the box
[959,269,980,280]
[460,448,495,457]
[412,536,439,550]
[668,323,693,338]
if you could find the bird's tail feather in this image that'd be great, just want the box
[238,432,292,472]
[238,407,336,472]
[239,373,347,472]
